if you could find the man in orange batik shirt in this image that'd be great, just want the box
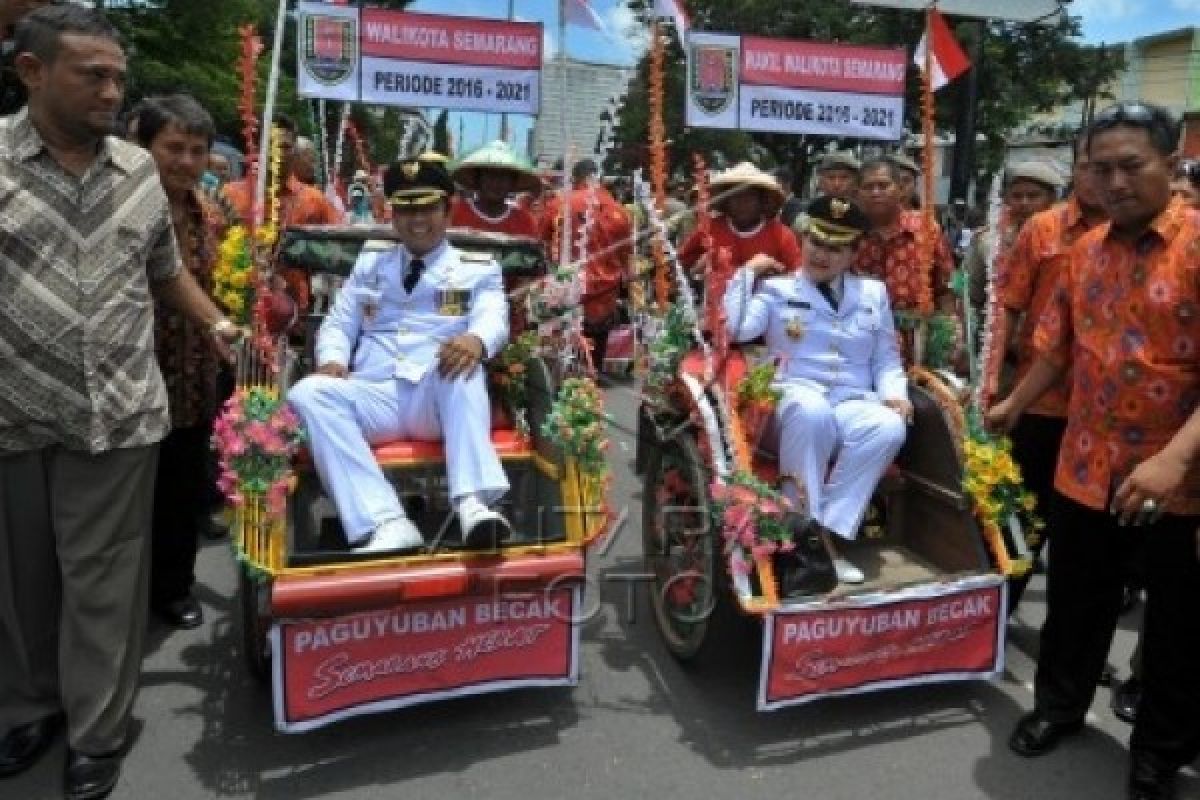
[994,135,1107,615]
[222,114,341,317]
[988,104,1200,800]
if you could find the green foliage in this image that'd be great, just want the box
[99,0,418,166]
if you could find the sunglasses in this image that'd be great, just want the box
[1092,103,1158,126]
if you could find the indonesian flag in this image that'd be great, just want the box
[914,9,970,91]
[565,0,605,31]
[654,0,690,38]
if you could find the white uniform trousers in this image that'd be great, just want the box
[288,369,510,543]
[776,385,906,540]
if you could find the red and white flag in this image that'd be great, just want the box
[654,0,690,38]
[914,9,970,91]
[565,0,605,31]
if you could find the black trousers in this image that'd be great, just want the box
[1034,492,1200,768]
[150,425,209,606]
[1007,413,1067,613]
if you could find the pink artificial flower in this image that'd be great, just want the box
[730,555,752,576]
[751,542,777,560]
[778,539,796,554]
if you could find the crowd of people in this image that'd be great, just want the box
[1,2,1199,800]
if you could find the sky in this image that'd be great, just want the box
[398,0,1200,158]
[404,0,645,157]
[1072,0,1200,43]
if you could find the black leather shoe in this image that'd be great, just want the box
[154,595,203,629]
[1008,711,1084,757]
[1112,676,1141,725]
[64,748,123,800]
[1128,752,1177,800]
[0,714,61,778]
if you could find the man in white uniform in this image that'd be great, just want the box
[288,156,511,552]
[725,196,912,583]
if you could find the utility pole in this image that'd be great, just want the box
[948,19,984,206]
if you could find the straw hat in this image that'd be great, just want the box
[451,140,541,194]
[709,161,786,217]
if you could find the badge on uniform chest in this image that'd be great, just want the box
[436,288,470,316]
[785,317,805,341]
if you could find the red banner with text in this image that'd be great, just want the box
[272,586,581,732]
[758,576,1005,711]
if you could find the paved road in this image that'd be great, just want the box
[11,381,1198,799]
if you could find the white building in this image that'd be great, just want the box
[532,58,634,167]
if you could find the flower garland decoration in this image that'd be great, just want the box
[541,377,610,479]
[915,9,937,317]
[735,361,782,448]
[648,22,670,311]
[489,330,538,420]
[709,472,796,575]
[212,225,256,324]
[212,386,306,516]
[974,178,1010,412]
[961,411,1041,577]
[236,25,263,231]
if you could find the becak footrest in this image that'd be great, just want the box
[296,428,534,468]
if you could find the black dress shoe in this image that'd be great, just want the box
[1128,752,1177,800]
[1112,676,1142,725]
[0,714,61,778]
[154,595,203,629]
[1008,710,1084,757]
[64,748,123,800]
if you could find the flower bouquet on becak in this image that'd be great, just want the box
[734,361,782,450]
[212,386,306,516]
[961,409,1043,577]
[709,472,795,574]
[541,377,609,478]
[710,471,838,598]
[488,330,538,432]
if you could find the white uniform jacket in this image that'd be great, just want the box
[724,268,908,404]
[316,239,509,383]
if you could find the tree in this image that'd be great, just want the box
[98,0,419,168]
[616,0,1122,194]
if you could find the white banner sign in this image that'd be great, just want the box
[297,1,360,102]
[684,32,740,131]
[686,32,906,141]
[739,86,904,139]
[297,4,543,116]
[360,59,540,114]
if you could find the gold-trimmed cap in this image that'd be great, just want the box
[801,195,870,246]
[383,157,456,209]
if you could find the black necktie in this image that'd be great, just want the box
[403,258,425,294]
[817,281,839,311]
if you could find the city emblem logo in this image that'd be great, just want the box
[302,12,357,87]
[690,43,737,115]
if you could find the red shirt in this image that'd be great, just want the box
[855,210,954,311]
[998,199,1099,417]
[677,216,803,272]
[1034,200,1200,514]
[450,197,538,237]
[539,185,632,323]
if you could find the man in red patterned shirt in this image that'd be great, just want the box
[855,158,955,313]
[988,104,1200,800]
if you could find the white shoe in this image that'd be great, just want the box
[354,517,423,553]
[834,557,865,585]
[458,496,512,549]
